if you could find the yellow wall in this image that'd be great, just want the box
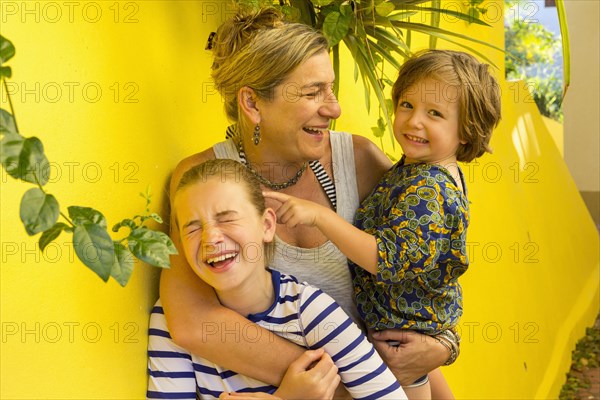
[1,1,598,399]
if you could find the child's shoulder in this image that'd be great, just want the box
[274,270,334,303]
[398,162,456,187]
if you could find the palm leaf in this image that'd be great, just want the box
[555,0,570,97]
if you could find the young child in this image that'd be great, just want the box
[264,49,502,398]
[146,159,407,400]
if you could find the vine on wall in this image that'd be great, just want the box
[0,35,177,286]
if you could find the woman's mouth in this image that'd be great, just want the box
[303,127,325,135]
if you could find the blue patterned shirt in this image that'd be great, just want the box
[351,159,469,334]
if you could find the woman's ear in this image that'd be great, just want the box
[262,208,277,243]
[238,86,260,125]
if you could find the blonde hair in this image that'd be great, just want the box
[392,50,502,162]
[211,8,329,130]
[176,159,275,266]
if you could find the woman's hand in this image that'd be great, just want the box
[369,329,449,386]
[274,348,340,400]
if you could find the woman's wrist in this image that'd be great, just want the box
[434,329,461,366]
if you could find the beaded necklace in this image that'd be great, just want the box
[237,140,308,190]
[226,125,337,210]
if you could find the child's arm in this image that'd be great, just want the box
[298,286,407,399]
[263,191,378,274]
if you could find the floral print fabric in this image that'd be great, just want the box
[351,159,469,334]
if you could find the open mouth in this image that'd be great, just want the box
[405,134,428,144]
[303,127,325,135]
[205,252,238,269]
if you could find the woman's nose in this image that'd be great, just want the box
[320,89,342,120]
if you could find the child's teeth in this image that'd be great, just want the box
[207,253,236,265]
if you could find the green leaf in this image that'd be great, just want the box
[386,11,417,21]
[128,227,177,268]
[110,242,134,287]
[0,66,11,79]
[556,0,570,97]
[0,134,50,185]
[344,33,396,148]
[371,126,384,138]
[312,0,334,6]
[377,116,386,131]
[390,21,504,54]
[339,2,353,17]
[429,0,441,49]
[73,223,115,281]
[148,213,164,224]
[387,3,490,26]
[68,206,108,228]
[19,188,59,235]
[112,218,137,232]
[39,222,69,251]
[366,38,402,70]
[375,2,395,17]
[290,0,317,26]
[0,109,17,134]
[323,11,352,47]
[0,35,15,65]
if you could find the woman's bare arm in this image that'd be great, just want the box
[351,135,393,202]
[159,150,304,385]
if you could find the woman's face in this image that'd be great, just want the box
[255,50,342,163]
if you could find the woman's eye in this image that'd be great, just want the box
[399,101,412,109]
[429,110,442,117]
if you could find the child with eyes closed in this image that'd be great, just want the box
[146,158,407,400]
[264,49,502,399]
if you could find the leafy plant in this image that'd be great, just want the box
[0,35,177,286]
[504,1,564,121]
[236,0,503,150]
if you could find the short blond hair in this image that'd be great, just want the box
[176,159,275,266]
[392,50,502,162]
[211,8,329,127]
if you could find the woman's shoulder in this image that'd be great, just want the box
[343,134,393,201]
[169,147,216,194]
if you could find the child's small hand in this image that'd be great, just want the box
[263,191,323,228]
[274,348,340,400]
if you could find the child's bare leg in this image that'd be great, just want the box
[429,368,454,400]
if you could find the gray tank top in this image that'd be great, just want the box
[213,131,361,324]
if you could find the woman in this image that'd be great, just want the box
[159,7,451,397]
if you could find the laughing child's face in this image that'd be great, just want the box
[394,77,465,165]
[174,176,276,293]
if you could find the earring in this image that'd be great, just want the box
[253,124,261,145]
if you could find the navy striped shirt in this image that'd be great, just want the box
[147,270,405,399]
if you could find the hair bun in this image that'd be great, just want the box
[212,8,284,70]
